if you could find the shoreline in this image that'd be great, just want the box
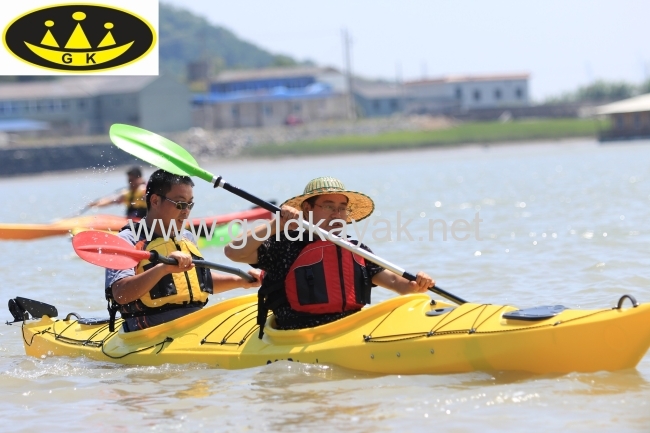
[0,118,606,178]
[0,137,602,181]
[240,135,597,160]
[218,136,602,166]
[243,118,603,158]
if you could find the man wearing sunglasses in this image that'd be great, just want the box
[104,169,261,332]
[225,176,433,336]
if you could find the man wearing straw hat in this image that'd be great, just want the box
[225,177,433,335]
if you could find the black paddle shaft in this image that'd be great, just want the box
[214,177,467,305]
[216,179,282,213]
[403,272,467,304]
[149,251,256,282]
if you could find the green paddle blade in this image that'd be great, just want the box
[109,124,214,182]
[197,223,240,248]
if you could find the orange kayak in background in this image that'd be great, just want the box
[0,215,132,240]
[0,207,272,241]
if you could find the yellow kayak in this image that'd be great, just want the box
[14,293,650,374]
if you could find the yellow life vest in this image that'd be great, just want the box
[133,236,212,308]
[124,185,147,217]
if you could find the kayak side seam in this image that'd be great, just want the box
[364,307,614,343]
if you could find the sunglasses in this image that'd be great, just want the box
[160,195,195,210]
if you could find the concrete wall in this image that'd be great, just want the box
[450,104,582,121]
[0,143,139,177]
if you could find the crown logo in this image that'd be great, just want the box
[24,11,134,67]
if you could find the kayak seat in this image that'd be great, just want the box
[7,297,58,322]
[503,305,567,321]
[263,294,437,344]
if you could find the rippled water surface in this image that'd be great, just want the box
[1,139,649,432]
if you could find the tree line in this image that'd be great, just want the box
[545,79,650,104]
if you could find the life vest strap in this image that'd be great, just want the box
[257,282,286,338]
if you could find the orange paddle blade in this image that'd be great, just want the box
[72,230,149,270]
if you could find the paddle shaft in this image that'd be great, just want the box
[63,188,125,220]
[213,177,467,305]
[75,242,255,282]
[138,251,254,282]
[149,251,255,282]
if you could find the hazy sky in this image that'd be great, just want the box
[163,0,649,101]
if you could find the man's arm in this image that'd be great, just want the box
[223,222,270,264]
[225,206,300,263]
[111,251,193,304]
[211,269,262,293]
[371,270,434,295]
[89,190,127,208]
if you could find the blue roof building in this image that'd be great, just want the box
[192,67,350,128]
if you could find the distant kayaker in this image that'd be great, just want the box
[225,176,434,336]
[105,169,261,332]
[88,166,148,219]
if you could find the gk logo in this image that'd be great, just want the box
[3,5,156,72]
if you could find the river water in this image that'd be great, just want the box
[1,139,649,432]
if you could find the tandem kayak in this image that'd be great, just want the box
[0,207,271,241]
[10,293,650,375]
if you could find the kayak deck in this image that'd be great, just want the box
[19,293,650,374]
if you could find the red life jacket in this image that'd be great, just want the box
[256,240,373,338]
[284,240,371,314]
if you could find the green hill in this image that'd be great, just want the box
[159,2,305,79]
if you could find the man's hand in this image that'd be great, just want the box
[164,251,194,273]
[278,205,302,231]
[407,271,434,293]
[241,268,263,289]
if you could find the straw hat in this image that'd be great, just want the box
[281,177,375,222]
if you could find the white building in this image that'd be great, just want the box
[404,73,530,113]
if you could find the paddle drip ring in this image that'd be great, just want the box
[616,294,639,309]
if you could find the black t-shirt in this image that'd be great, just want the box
[252,231,384,330]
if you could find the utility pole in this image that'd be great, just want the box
[342,28,356,120]
[396,61,405,116]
